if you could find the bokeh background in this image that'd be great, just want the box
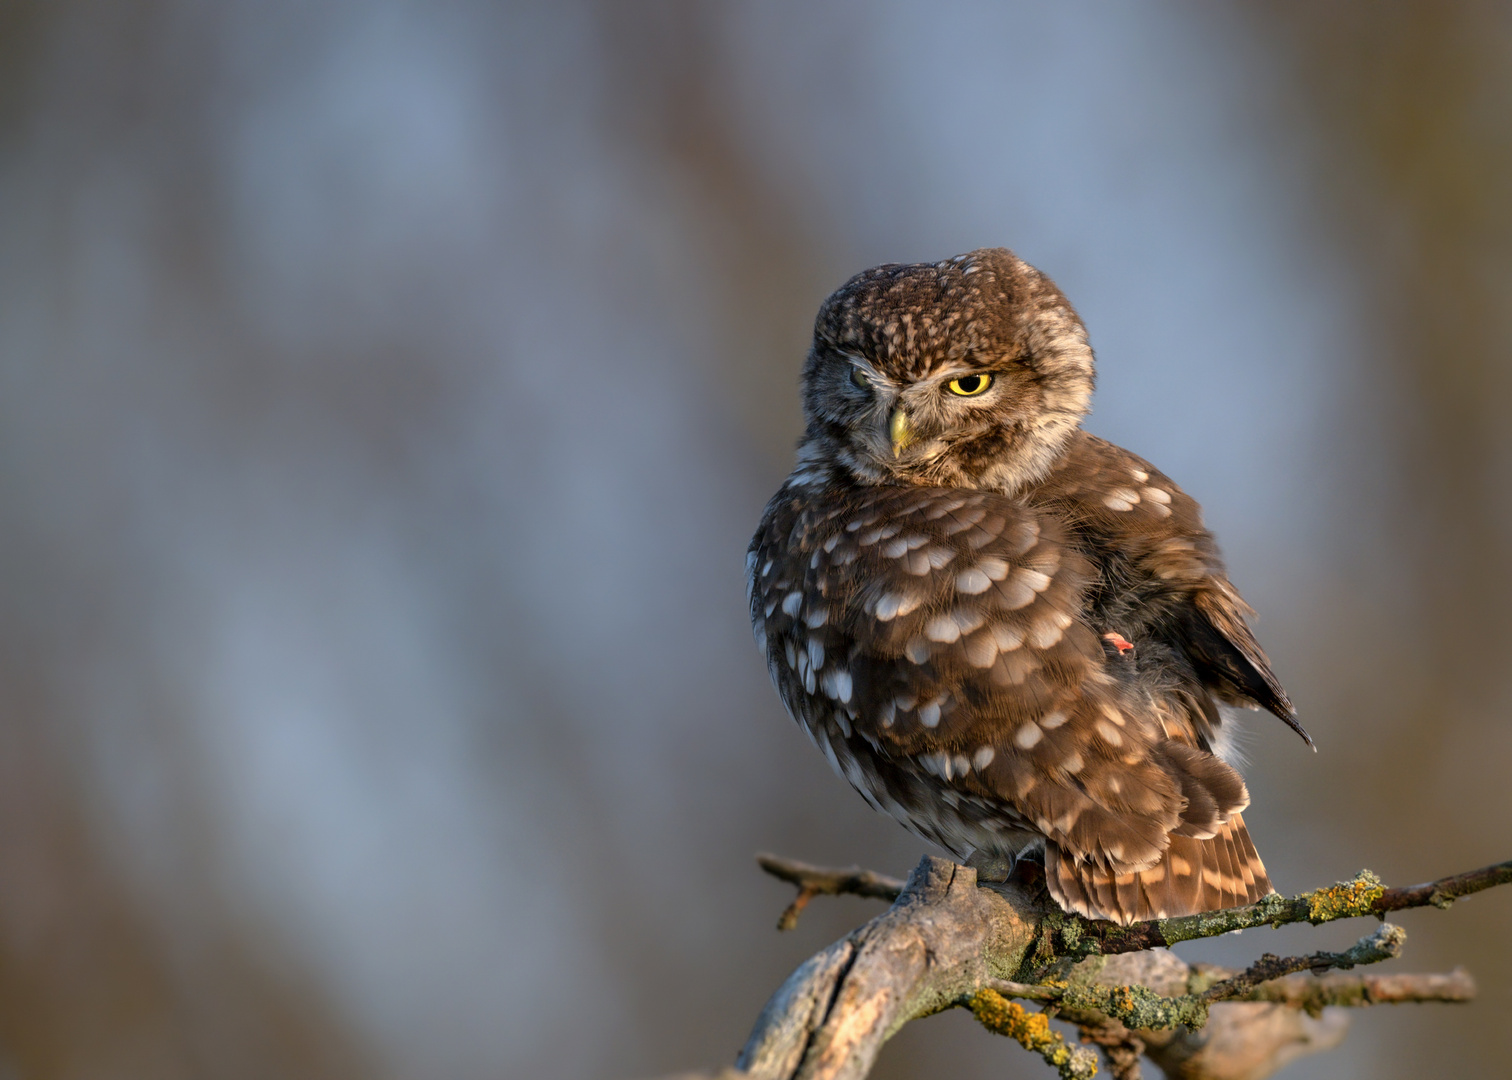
[0,3,1509,1078]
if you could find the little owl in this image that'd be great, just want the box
[748,248,1312,924]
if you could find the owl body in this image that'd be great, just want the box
[749,249,1309,924]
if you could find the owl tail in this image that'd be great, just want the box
[1044,813,1273,926]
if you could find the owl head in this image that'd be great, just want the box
[798,248,1095,493]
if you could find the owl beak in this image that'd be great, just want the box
[889,407,915,457]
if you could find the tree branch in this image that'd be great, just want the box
[1060,859,1512,962]
[758,853,1512,966]
[728,853,1507,1080]
[1193,964,1476,1013]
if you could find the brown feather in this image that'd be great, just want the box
[1113,869,1141,922]
[1046,815,1272,925]
[1232,812,1273,896]
[1162,740,1248,838]
[1044,845,1095,918]
[1210,821,1240,908]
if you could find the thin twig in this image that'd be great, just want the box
[980,979,1062,1002]
[1198,923,1406,1002]
[1378,859,1512,912]
[755,853,906,930]
[1223,966,1477,1012]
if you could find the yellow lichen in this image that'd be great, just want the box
[970,990,1053,1048]
[969,989,1097,1077]
[1306,870,1385,923]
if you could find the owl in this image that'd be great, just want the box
[748,248,1312,925]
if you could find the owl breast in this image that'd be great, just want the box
[748,476,1190,866]
[747,449,1279,926]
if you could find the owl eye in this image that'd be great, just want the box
[946,373,993,396]
[849,367,870,390]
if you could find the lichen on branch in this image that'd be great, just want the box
[968,989,1099,1080]
[1029,861,1512,966]
[981,922,1409,1036]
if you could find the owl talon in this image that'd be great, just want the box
[1102,631,1136,655]
[965,850,1016,883]
[966,851,1047,895]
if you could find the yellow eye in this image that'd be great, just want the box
[849,367,870,390]
[946,373,993,396]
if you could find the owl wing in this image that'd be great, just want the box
[1182,585,1308,743]
[1035,433,1312,749]
[750,482,1255,916]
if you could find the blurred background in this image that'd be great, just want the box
[0,2,1509,1078]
